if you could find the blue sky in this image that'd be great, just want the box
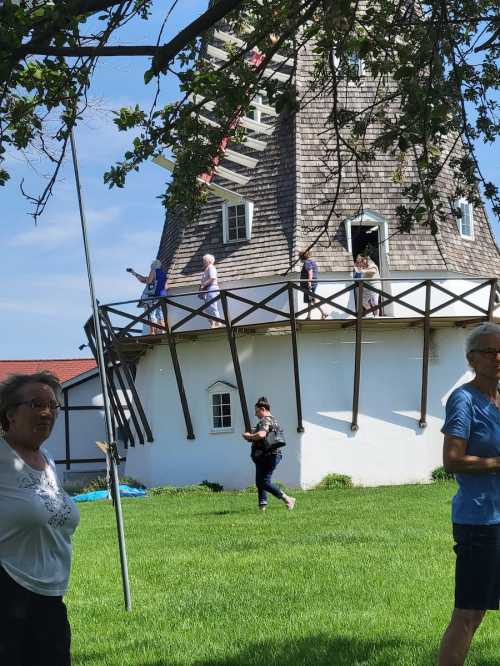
[1,4,499,360]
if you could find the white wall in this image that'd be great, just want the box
[298,326,471,487]
[126,334,302,489]
[126,325,473,489]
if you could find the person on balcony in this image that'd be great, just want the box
[299,249,328,320]
[242,397,296,512]
[127,259,167,334]
[0,371,80,666]
[359,256,381,316]
[437,322,500,666]
[199,254,221,329]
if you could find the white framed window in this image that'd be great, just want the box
[207,381,237,433]
[251,94,263,124]
[332,51,364,81]
[222,201,254,243]
[456,199,474,240]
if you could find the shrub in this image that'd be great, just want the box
[431,466,454,481]
[200,480,224,493]
[149,484,214,496]
[76,475,146,495]
[315,473,353,490]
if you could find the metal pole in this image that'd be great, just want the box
[70,129,132,612]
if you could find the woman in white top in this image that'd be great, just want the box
[360,257,381,316]
[0,372,80,665]
[199,254,222,329]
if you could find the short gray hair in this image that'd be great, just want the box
[465,322,500,355]
[203,254,215,265]
[151,259,162,270]
[0,372,62,432]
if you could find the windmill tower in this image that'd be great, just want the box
[103,11,500,490]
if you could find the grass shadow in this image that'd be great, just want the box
[130,634,434,666]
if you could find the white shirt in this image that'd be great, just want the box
[0,438,80,596]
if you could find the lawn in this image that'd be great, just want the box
[69,483,500,665]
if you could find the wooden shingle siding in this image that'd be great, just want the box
[157,34,499,286]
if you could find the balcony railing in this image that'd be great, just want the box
[84,277,499,447]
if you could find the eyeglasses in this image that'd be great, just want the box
[12,399,61,412]
[470,349,500,356]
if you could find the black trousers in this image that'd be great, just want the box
[0,565,71,665]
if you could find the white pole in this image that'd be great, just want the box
[69,129,132,611]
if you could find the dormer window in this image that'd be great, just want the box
[332,51,364,82]
[457,200,474,240]
[222,201,254,243]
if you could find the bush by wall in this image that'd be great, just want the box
[314,473,353,490]
[431,466,454,481]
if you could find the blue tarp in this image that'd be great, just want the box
[73,485,146,502]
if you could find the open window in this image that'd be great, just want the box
[207,381,237,433]
[222,201,254,243]
[344,210,390,276]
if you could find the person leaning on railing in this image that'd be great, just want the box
[0,372,80,666]
[127,259,168,335]
[437,322,500,666]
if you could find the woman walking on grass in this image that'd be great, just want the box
[0,372,80,665]
[242,397,295,512]
[437,322,500,666]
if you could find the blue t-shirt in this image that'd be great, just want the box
[442,383,500,525]
[300,259,318,289]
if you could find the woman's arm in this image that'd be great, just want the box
[443,434,500,473]
[243,429,267,442]
[130,270,152,284]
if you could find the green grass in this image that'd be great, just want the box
[69,483,500,665]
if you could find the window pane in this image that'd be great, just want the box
[213,416,222,429]
[222,416,232,428]
[222,404,231,416]
[461,203,471,236]
[213,405,221,417]
[221,393,230,404]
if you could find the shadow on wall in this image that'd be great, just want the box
[132,635,435,666]
[301,328,470,435]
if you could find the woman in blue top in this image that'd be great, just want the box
[128,259,168,334]
[437,322,500,666]
[299,250,327,320]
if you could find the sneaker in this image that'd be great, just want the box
[285,497,296,511]
[259,505,267,512]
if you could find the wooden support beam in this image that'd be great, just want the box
[63,389,71,471]
[220,292,251,432]
[100,309,154,443]
[288,286,304,433]
[160,302,195,440]
[419,281,432,429]
[85,318,136,447]
[351,282,364,432]
[100,315,145,446]
[487,278,498,321]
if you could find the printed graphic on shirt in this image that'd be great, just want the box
[17,467,73,528]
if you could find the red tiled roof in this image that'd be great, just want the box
[0,359,97,384]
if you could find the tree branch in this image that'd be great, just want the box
[16,0,246,73]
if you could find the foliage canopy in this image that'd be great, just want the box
[0,0,498,235]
